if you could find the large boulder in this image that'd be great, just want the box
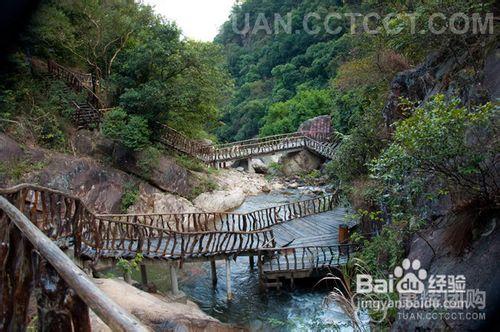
[26,153,134,213]
[279,150,322,176]
[298,115,332,136]
[392,213,499,331]
[0,133,25,163]
[483,48,500,101]
[193,189,245,212]
[251,158,268,174]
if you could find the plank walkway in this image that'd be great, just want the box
[1,170,354,285]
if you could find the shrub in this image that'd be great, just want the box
[101,108,151,151]
[137,146,161,176]
[371,95,497,212]
[175,154,206,173]
[120,182,139,212]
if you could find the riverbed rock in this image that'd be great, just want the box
[252,158,269,174]
[93,278,238,331]
[130,190,199,215]
[279,150,322,176]
[211,169,281,195]
[193,189,246,212]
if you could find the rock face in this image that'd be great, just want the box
[193,189,246,212]
[279,150,322,176]
[382,47,496,128]
[483,48,500,100]
[0,134,25,163]
[73,130,200,198]
[392,213,499,331]
[114,147,199,198]
[0,133,201,214]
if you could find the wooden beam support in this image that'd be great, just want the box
[210,258,217,287]
[0,196,148,332]
[249,254,255,270]
[140,264,148,286]
[226,259,233,301]
[170,264,179,295]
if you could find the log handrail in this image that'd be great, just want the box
[46,59,102,108]
[257,244,358,273]
[0,195,148,332]
[158,124,341,164]
[0,184,277,260]
[97,191,341,232]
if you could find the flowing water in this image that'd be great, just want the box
[127,188,368,331]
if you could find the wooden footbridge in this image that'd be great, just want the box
[159,125,341,167]
[1,184,355,305]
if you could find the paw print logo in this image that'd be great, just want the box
[394,258,427,294]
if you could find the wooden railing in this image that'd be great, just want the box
[158,125,341,164]
[47,59,102,108]
[0,185,341,263]
[257,244,357,274]
[72,101,102,129]
[0,195,148,331]
[98,192,340,233]
[158,124,214,162]
[0,185,276,262]
[80,215,275,261]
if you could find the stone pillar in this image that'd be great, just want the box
[247,158,255,173]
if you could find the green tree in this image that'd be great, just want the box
[260,88,333,136]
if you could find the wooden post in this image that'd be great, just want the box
[338,224,349,244]
[170,264,179,295]
[339,224,349,255]
[210,258,217,287]
[226,259,233,301]
[0,195,148,331]
[249,254,255,270]
[140,264,148,286]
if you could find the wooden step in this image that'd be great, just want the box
[263,281,283,289]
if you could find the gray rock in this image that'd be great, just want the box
[0,133,25,162]
[252,158,269,174]
[279,150,322,176]
[72,130,201,198]
[392,215,500,331]
[261,185,271,193]
[193,189,245,212]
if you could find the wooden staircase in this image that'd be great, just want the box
[72,101,102,129]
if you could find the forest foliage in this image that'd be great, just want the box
[0,0,232,150]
